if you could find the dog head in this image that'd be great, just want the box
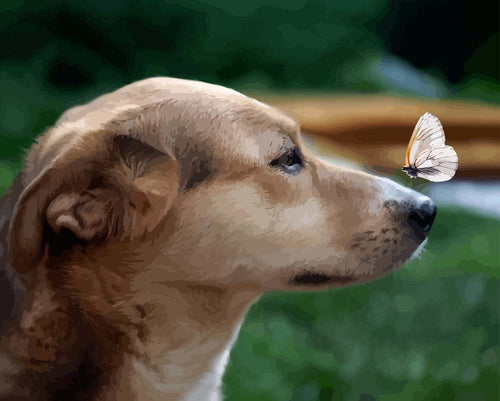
[7,77,436,295]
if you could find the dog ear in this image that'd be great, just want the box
[8,132,179,275]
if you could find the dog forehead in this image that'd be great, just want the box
[33,78,299,174]
[169,106,297,165]
[131,77,299,133]
[147,77,298,132]
[58,77,297,134]
[130,79,299,159]
[197,102,299,163]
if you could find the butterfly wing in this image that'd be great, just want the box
[405,126,417,167]
[406,112,446,166]
[414,145,458,182]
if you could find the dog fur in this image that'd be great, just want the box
[0,77,433,400]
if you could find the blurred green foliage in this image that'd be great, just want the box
[0,0,498,162]
[0,1,498,400]
[224,207,500,401]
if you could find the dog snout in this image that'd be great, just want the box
[376,177,437,240]
[407,199,437,239]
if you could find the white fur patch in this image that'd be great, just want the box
[408,238,428,263]
[181,320,243,401]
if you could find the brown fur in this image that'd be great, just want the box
[0,77,433,400]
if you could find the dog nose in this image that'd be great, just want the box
[408,199,437,239]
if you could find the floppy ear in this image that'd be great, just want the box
[8,133,179,275]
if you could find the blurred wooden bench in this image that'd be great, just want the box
[255,94,500,178]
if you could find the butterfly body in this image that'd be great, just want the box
[402,165,418,178]
[403,112,458,182]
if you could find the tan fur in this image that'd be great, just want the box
[0,77,432,400]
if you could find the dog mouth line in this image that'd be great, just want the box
[291,272,355,285]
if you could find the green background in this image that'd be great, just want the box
[0,1,498,400]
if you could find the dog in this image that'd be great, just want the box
[0,77,436,400]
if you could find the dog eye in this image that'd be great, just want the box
[270,148,304,174]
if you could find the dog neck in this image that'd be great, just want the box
[1,231,261,400]
[97,281,260,401]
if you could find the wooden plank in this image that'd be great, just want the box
[255,94,500,176]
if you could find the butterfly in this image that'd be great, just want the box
[402,112,458,182]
